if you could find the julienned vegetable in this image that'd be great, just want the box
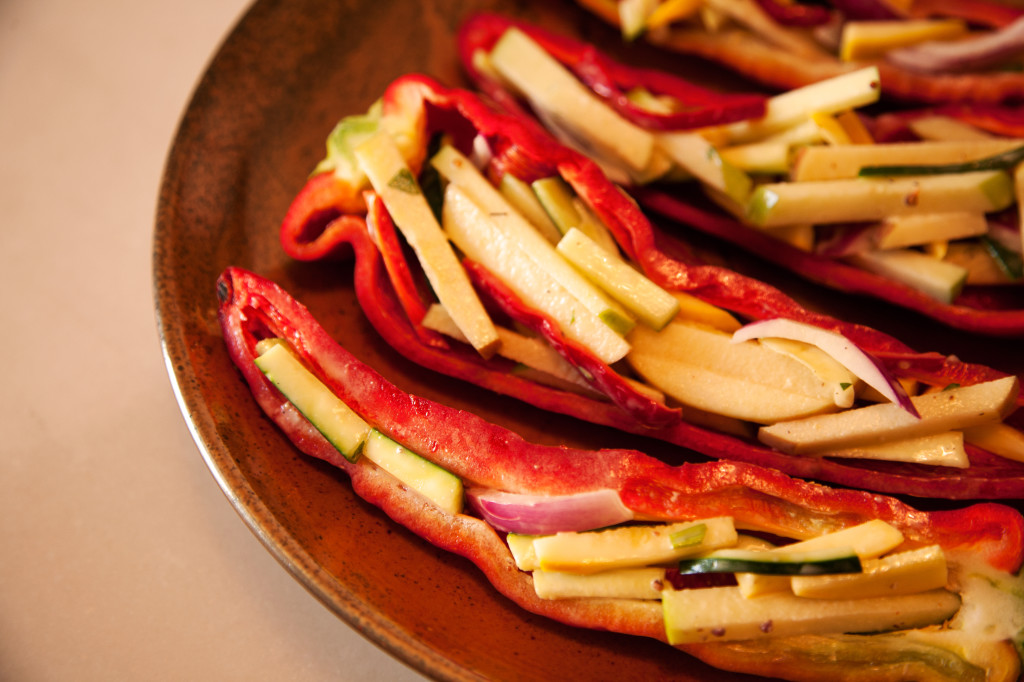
[858,142,1024,177]
[730,318,917,416]
[218,265,1024,682]
[458,13,1024,335]
[276,70,1024,498]
[571,0,1024,104]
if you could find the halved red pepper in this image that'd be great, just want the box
[459,15,1024,336]
[218,261,1024,566]
[218,264,1024,679]
[573,0,1024,104]
[458,13,768,132]
[274,71,1024,498]
[632,186,1024,336]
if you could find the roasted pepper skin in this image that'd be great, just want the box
[218,264,1024,680]
[573,0,1024,104]
[632,186,1024,336]
[218,263,1024,572]
[272,71,1024,498]
[457,13,767,132]
[459,14,1024,336]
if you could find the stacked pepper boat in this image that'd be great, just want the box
[216,9,1024,682]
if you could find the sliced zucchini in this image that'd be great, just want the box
[735,520,905,598]
[627,320,839,424]
[908,115,999,142]
[431,146,636,339]
[618,0,659,40]
[827,431,969,468]
[498,173,562,244]
[421,304,589,391]
[508,533,540,571]
[677,546,862,577]
[556,227,679,330]
[362,430,464,515]
[712,67,881,145]
[656,132,753,203]
[791,545,948,600]
[441,182,632,365]
[531,517,736,574]
[254,339,370,462]
[848,248,968,304]
[488,27,654,172]
[859,144,1024,177]
[873,212,989,251]
[663,585,961,644]
[791,139,1022,181]
[747,170,1014,228]
[758,376,1020,454]
[532,567,666,600]
[839,19,967,61]
[531,175,620,253]
[963,422,1024,464]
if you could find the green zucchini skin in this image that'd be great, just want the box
[858,144,1024,177]
[676,550,863,576]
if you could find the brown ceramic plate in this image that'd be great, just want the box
[153,0,759,679]
[153,1,1021,680]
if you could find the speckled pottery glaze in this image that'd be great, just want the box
[153,1,1022,680]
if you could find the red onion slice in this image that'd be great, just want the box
[886,16,1024,74]
[466,488,634,534]
[732,318,920,417]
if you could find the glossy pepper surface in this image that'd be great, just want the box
[459,13,1024,336]
[275,72,1024,498]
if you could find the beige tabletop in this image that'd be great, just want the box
[0,1,426,679]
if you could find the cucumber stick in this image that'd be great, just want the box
[255,340,371,462]
[442,183,632,365]
[747,170,1014,228]
[531,517,736,574]
[431,146,636,339]
[488,27,654,172]
[859,143,1024,177]
[663,585,960,644]
[362,430,464,515]
[792,139,1024,181]
[556,227,679,330]
[676,546,862,576]
[254,340,463,513]
[712,67,881,145]
[849,249,968,304]
[533,567,666,600]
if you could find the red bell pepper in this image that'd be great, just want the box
[458,13,767,132]
[460,14,1024,337]
[631,186,1024,336]
[274,71,1024,499]
[753,0,832,26]
[571,0,1024,104]
[218,264,1024,680]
